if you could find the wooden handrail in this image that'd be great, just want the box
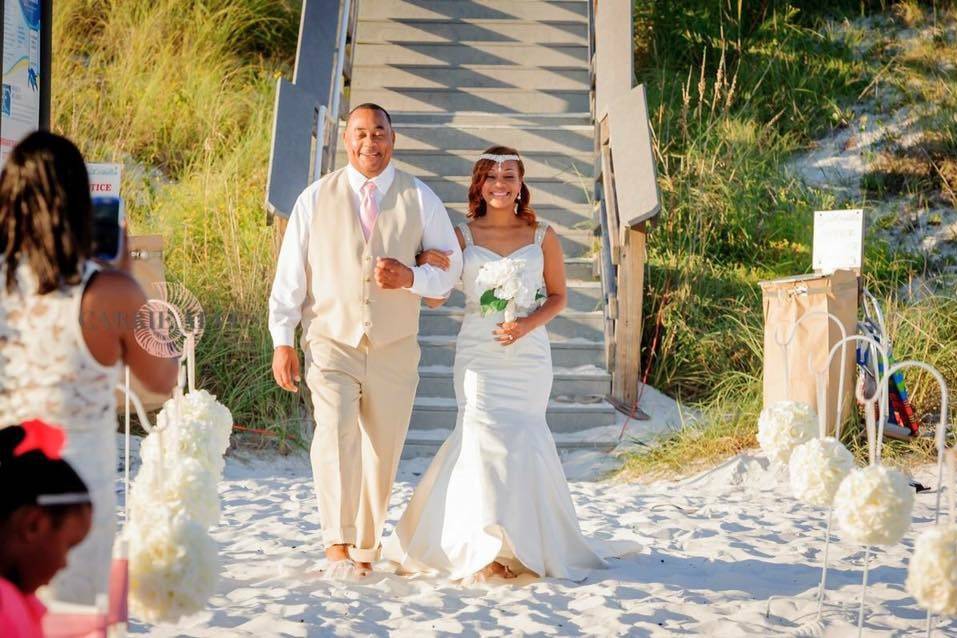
[591,1,660,409]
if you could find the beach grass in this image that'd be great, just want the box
[621,0,957,478]
[52,0,304,439]
[49,0,955,465]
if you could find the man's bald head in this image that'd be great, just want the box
[343,104,395,178]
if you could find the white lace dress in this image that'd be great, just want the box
[0,261,120,605]
[383,222,607,580]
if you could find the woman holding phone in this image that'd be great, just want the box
[0,131,179,606]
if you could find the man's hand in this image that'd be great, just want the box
[375,258,414,289]
[272,345,301,393]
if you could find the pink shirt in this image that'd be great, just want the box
[0,577,45,638]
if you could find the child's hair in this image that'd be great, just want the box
[0,420,91,523]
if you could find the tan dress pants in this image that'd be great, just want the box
[304,334,419,563]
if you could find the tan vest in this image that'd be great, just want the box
[301,167,423,348]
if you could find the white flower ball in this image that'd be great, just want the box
[130,456,220,528]
[757,401,817,465]
[906,524,957,615]
[156,390,233,476]
[788,437,856,507]
[129,506,219,623]
[834,465,915,545]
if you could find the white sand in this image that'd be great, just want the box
[122,439,956,637]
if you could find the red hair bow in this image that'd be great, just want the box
[14,419,66,460]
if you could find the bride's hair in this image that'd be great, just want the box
[467,145,536,226]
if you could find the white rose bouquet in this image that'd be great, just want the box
[474,257,544,322]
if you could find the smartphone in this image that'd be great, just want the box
[91,196,125,263]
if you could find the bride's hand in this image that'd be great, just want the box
[415,249,452,270]
[494,319,530,346]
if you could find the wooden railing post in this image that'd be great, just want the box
[591,2,660,411]
[612,224,647,407]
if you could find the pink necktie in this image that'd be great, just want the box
[359,180,379,241]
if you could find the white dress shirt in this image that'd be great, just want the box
[268,162,463,348]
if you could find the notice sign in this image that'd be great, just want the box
[1,0,42,166]
[813,209,864,274]
[87,163,122,196]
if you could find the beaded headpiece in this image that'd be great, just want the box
[479,153,520,166]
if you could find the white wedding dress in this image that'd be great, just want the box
[382,222,607,581]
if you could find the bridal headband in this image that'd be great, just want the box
[479,153,520,166]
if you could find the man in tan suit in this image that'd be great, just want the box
[268,104,462,576]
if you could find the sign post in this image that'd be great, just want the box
[812,209,865,275]
[0,0,52,166]
[87,162,123,196]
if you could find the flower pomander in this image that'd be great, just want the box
[833,464,914,545]
[757,401,817,466]
[128,389,233,623]
[130,452,220,528]
[154,390,233,475]
[788,437,856,507]
[128,507,219,624]
[906,524,957,616]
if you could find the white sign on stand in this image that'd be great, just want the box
[812,209,864,274]
[87,163,122,196]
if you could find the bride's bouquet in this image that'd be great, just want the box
[475,257,544,322]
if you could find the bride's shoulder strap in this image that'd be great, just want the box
[457,223,474,247]
[534,221,549,246]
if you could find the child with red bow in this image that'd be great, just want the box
[0,420,92,638]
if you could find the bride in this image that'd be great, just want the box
[382,146,606,582]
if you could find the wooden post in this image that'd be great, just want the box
[611,222,646,407]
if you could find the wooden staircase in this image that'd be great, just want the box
[337,0,616,441]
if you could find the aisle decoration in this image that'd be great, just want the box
[833,464,914,546]
[789,436,855,507]
[907,486,957,616]
[757,400,818,466]
[766,315,855,627]
[891,362,953,636]
[126,300,233,623]
[830,358,921,637]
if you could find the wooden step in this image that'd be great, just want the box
[351,64,590,90]
[392,124,592,160]
[359,1,589,23]
[356,19,588,45]
[369,149,591,179]
[354,42,589,68]
[350,87,589,115]
[564,256,596,280]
